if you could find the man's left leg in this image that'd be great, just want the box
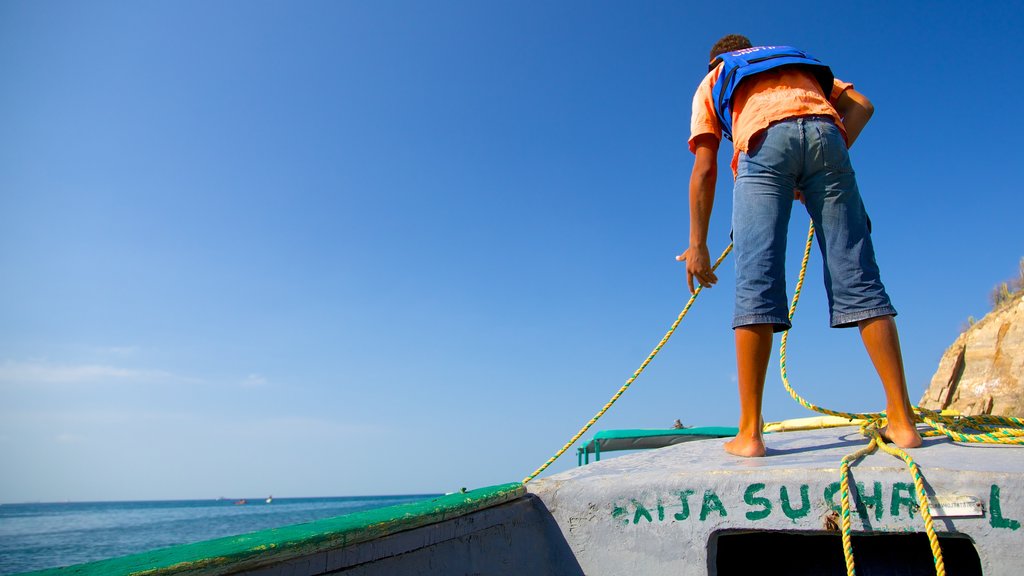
[729,120,801,457]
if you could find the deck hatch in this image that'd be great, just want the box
[710,530,981,575]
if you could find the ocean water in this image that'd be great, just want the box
[0,494,440,575]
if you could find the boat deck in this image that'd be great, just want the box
[528,427,1024,575]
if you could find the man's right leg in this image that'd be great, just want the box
[858,315,922,448]
[800,119,921,449]
[725,324,774,457]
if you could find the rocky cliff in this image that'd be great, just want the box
[919,292,1024,416]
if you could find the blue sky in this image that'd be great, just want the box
[2,1,1022,503]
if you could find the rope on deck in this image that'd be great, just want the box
[780,222,1024,576]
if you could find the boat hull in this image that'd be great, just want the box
[24,429,1024,575]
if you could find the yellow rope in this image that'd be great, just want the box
[838,436,876,576]
[521,242,733,484]
[780,224,1024,442]
[780,220,1022,576]
[524,217,1023,576]
[870,426,946,576]
[779,222,940,575]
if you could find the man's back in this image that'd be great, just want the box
[690,60,851,177]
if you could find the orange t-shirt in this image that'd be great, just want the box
[689,64,854,177]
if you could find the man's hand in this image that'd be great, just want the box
[676,244,717,294]
[794,188,806,204]
[682,135,720,295]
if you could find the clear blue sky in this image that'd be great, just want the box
[2,1,1022,503]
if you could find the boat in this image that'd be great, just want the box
[21,423,1023,575]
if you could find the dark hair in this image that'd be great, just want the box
[709,34,752,63]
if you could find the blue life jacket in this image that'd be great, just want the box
[709,46,834,141]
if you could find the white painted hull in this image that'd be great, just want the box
[528,428,1023,575]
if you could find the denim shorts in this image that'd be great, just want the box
[732,116,896,332]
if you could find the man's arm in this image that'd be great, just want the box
[833,88,874,149]
[676,134,719,294]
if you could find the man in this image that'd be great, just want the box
[677,34,922,456]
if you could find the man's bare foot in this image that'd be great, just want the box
[878,421,923,449]
[724,434,766,457]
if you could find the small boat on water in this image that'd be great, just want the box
[22,424,1023,575]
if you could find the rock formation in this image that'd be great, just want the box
[919,291,1024,416]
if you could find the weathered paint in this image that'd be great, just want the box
[699,490,727,521]
[610,481,1019,526]
[744,483,772,520]
[990,484,1021,530]
[528,427,1024,576]
[20,483,527,576]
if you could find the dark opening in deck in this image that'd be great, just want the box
[712,531,981,576]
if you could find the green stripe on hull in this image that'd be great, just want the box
[22,482,525,576]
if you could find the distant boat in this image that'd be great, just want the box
[265,496,273,504]
[233,499,246,505]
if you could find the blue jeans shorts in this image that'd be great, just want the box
[732,116,896,332]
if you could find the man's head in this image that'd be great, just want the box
[709,34,752,65]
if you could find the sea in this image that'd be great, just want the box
[0,494,440,575]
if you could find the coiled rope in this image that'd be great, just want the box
[780,227,1024,444]
[782,223,945,575]
[524,219,1024,576]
